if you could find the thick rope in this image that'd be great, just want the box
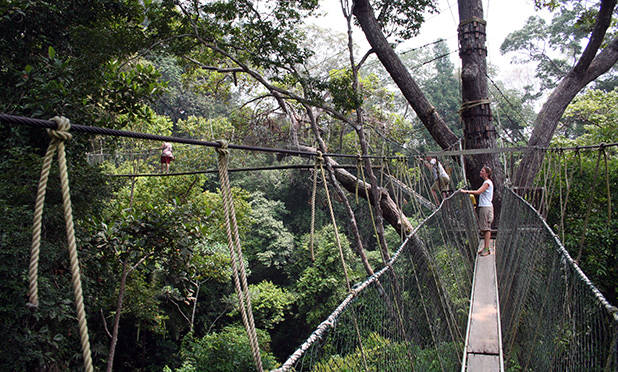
[357,155,386,263]
[215,140,263,372]
[28,117,93,372]
[316,152,351,291]
[309,158,318,262]
[575,149,602,263]
[316,151,368,371]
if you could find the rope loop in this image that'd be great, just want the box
[28,115,93,372]
[315,150,323,164]
[215,139,229,157]
[47,116,72,142]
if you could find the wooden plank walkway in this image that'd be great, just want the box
[462,240,504,371]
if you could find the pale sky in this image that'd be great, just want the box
[314,0,551,89]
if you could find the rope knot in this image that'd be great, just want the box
[315,150,323,164]
[215,140,229,157]
[47,116,72,141]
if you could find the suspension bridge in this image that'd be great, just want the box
[1,114,616,371]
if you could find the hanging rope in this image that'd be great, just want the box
[602,146,611,222]
[316,151,368,370]
[575,148,603,263]
[309,157,318,262]
[357,155,387,263]
[316,152,351,290]
[27,116,93,372]
[215,140,263,372]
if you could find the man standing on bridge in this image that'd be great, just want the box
[421,156,451,205]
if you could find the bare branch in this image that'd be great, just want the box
[101,308,112,339]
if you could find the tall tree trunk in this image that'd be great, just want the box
[457,0,503,221]
[514,0,618,188]
[106,260,129,372]
[106,254,150,372]
[352,0,459,149]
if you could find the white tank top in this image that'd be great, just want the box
[478,179,493,207]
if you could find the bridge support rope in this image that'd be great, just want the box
[27,117,93,372]
[216,140,263,372]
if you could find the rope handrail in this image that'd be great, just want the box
[27,117,93,372]
[505,187,618,320]
[104,164,383,177]
[0,114,398,160]
[5,114,615,161]
[216,140,264,371]
[273,190,465,371]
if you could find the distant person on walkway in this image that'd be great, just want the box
[461,166,494,256]
[160,142,174,173]
[422,156,451,204]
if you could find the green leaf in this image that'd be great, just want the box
[48,46,55,59]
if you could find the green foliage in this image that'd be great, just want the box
[151,55,238,123]
[0,0,178,126]
[501,2,618,96]
[328,68,363,113]
[370,0,438,42]
[313,332,460,371]
[0,142,112,370]
[100,59,166,120]
[170,325,278,372]
[560,89,618,143]
[547,89,617,303]
[243,193,295,283]
[421,40,461,133]
[293,225,361,327]
[187,0,317,73]
[542,149,617,303]
[226,281,295,330]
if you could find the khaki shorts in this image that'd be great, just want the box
[431,176,450,192]
[478,206,494,231]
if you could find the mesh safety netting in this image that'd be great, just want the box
[496,187,618,371]
[274,192,478,371]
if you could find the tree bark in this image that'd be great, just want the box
[352,0,459,149]
[106,260,128,372]
[304,108,376,277]
[106,254,151,372]
[298,144,414,235]
[514,0,618,187]
[457,0,503,222]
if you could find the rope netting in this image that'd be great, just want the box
[496,188,618,371]
[273,192,478,371]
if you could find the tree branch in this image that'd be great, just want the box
[573,0,616,74]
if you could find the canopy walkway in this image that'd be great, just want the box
[1,114,616,371]
[275,189,617,371]
[462,240,502,371]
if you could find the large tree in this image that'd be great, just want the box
[511,0,618,187]
[168,0,617,235]
[352,0,617,192]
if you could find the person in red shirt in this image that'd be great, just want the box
[160,142,174,173]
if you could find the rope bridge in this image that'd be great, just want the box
[275,192,479,371]
[275,188,617,371]
[497,188,617,371]
[2,114,616,371]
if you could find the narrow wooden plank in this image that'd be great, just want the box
[467,241,500,355]
[466,353,501,371]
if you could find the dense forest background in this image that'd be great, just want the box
[0,0,615,371]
